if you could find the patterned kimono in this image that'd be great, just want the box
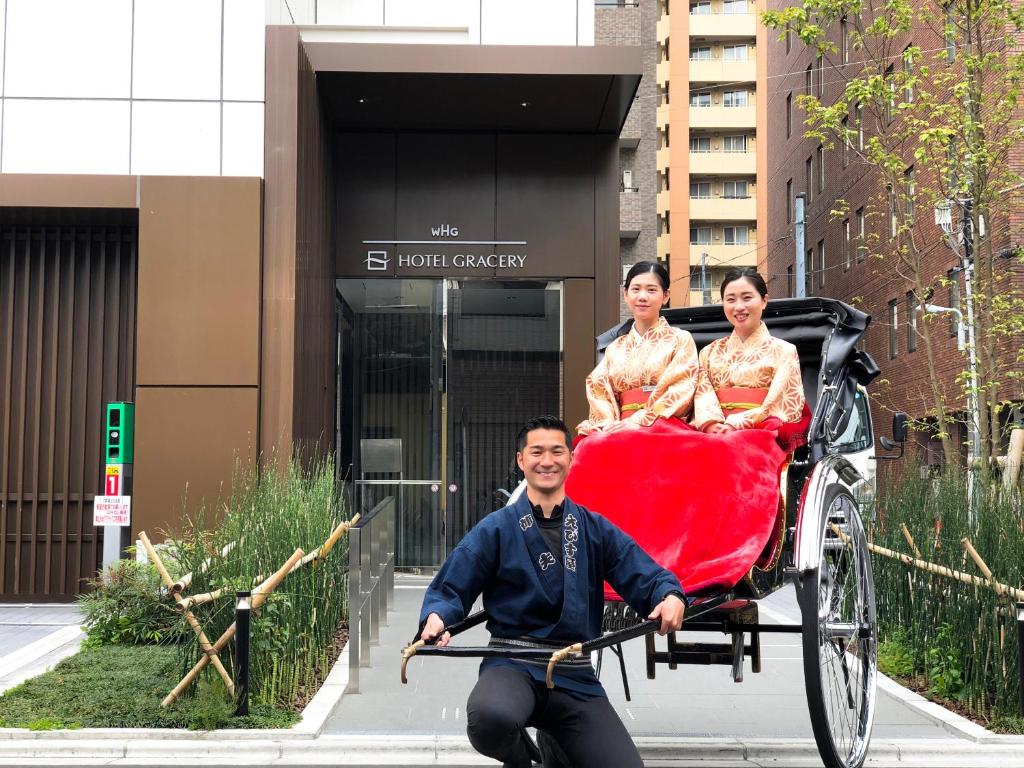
[692,322,805,431]
[577,317,699,435]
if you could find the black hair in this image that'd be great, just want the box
[624,261,670,291]
[720,267,768,299]
[516,415,573,452]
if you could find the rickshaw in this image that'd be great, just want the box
[402,297,895,768]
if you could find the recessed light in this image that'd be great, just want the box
[520,101,531,108]
[357,97,367,104]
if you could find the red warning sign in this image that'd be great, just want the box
[105,464,122,496]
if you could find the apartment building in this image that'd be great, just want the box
[656,0,768,306]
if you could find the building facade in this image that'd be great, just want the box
[764,1,1024,466]
[0,0,638,597]
[656,0,768,306]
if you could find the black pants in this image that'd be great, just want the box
[466,664,644,768]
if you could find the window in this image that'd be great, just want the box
[888,183,898,239]
[841,116,849,167]
[905,166,916,224]
[690,181,712,198]
[888,299,899,358]
[786,26,791,54]
[903,46,914,103]
[622,170,635,191]
[658,84,670,106]
[723,134,747,152]
[659,127,670,149]
[806,249,813,296]
[805,64,812,96]
[947,268,961,337]
[690,226,712,244]
[817,144,825,192]
[657,212,671,235]
[786,179,793,223]
[786,92,793,138]
[723,180,748,198]
[906,291,918,352]
[841,17,849,64]
[945,2,956,62]
[817,239,826,288]
[856,206,865,262]
[723,90,748,107]
[805,156,813,201]
[723,44,748,60]
[843,218,851,270]
[690,46,712,60]
[659,169,670,191]
[831,389,873,453]
[723,0,747,14]
[856,102,864,150]
[689,135,711,152]
[691,91,711,107]
[689,267,704,291]
[787,264,795,296]
[724,225,749,245]
[884,64,895,124]
[816,55,824,97]
[690,0,711,14]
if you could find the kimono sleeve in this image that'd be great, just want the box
[637,330,699,427]
[577,353,620,435]
[593,515,684,615]
[725,341,805,429]
[419,524,497,630]
[692,343,726,431]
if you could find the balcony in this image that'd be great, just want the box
[620,106,641,149]
[688,12,757,38]
[657,13,670,42]
[688,243,758,267]
[688,59,756,84]
[688,195,757,220]
[657,104,670,130]
[657,146,670,171]
[688,150,755,175]
[689,105,756,129]
[656,189,670,215]
[658,232,670,261]
[657,59,670,86]
[620,190,642,239]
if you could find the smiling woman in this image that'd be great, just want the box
[692,268,806,434]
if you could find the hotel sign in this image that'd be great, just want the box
[362,224,528,274]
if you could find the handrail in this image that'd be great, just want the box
[346,495,396,693]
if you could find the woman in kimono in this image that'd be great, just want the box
[576,261,698,435]
[692,267,806,436]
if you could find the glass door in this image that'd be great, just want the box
[336,278,562,568]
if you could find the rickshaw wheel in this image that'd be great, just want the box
[798,485,877,768]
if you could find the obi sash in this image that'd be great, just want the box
[716,386,768,417]
[617,385,656,416]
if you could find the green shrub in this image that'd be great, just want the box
[878,630,916,679]
[77,559,185,647]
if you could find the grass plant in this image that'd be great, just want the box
[871,469,1023,724]
[168,454,349,710]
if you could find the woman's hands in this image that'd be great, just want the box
[702,422,735,435]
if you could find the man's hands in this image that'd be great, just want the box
[420,612,451,647]
[648,594,686,635]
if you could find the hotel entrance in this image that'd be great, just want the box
[337,279,562,567]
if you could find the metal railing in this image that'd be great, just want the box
[346,495,396,693]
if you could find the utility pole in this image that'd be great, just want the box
[700,252,710,305]
[961,199,982,472]
[794,194,806,297]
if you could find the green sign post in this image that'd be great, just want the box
[100,402,135,570]
[105,402,135,465]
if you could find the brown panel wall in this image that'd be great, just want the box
[0,175,138,209]
[292,41,336,459]
[132,388,258,538]
[592,136,621,331]
[136,177,261,386]
[334,133,396,275]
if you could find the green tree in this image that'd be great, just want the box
[764,0,1024,472]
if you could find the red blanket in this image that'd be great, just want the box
[565,419,788,599]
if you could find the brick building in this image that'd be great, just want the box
[765,2,1024,467]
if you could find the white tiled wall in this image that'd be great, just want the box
[0,0,594,177]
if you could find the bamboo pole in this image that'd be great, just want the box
[138,532,236,695]
[961,537,1006,598]
[178,588,226,611]
[289,514,360,573]
[901,524,922,559]
[171,540,238,593]
[161,548,304,708]
[1005,427,1024,490]
[831,525,1024,602]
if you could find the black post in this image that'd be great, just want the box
[1017,601,1024,717]
[235,591,251,717]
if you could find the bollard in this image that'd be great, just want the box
[235,591,252,717]
[1018,602,1024,717]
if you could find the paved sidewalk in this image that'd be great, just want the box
[0,605,83,694]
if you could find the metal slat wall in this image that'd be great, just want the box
[0,224,136,601]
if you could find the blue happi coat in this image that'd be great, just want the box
[419,493,683,696]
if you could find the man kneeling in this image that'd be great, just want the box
[419,415,687,767]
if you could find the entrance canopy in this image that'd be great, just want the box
[305,41,641,134]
